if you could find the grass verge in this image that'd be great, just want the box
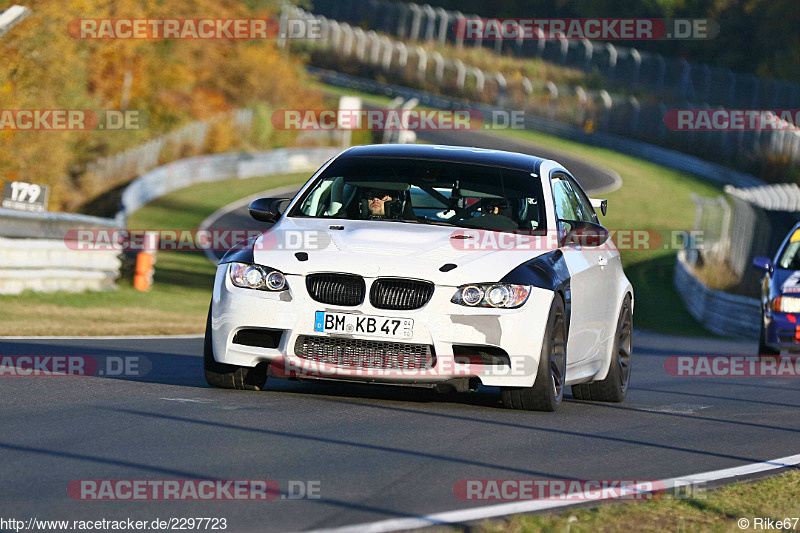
[432,470,800,533]
[0,172,310,336]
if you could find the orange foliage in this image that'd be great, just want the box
[0,0,321,210]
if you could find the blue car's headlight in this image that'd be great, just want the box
[773,296,800,313]
[229,262,287,291]
[451,283,531,309]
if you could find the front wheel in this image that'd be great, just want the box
[572,294,632,403]
[501,294,567,412]
[204,307,267,390]
[758,318,780,357]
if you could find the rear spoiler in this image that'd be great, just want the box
[590,198,607,216]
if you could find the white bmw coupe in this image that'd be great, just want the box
[205,144,633,411]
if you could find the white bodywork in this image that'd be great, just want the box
[210,150,633,389]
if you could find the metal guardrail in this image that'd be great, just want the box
[0,207,121,239]
[308,0,800,112]
[0,208,122,294]
[0,5,30,38]
[116,147,342,222]
[673,250,760,338]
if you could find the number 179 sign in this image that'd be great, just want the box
[2,181,49,213]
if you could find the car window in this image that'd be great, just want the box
[567,176,598,223]
[778,240,800,269]
[551,173,582,221]
[289,157,546,232]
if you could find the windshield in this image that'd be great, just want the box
[778,235,800,269]
[289,157,545,231]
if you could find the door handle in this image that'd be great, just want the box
[598,256,608,267]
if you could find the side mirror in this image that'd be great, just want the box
[590,198,607,216]
[248,198,291,223]
[559,219,610,248]
[753,256,772,272]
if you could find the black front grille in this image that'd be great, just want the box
[370,278,434,310]
[306,274,365,306]
[294,335,435,370]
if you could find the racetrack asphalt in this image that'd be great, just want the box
[0,332,797,532]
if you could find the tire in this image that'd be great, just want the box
[204,307,267,390]
[758,318,780,357]
[501,294,567,412]
[572,294,632,403]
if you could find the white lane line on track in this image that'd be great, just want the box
[160,398,216,403]
[300,453,800,533]
[0,334,204,340]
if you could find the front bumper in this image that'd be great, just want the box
[210,264,554,388]
[764,311,800,350]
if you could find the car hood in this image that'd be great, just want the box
[771,269,800,296]
[250,217,553,286]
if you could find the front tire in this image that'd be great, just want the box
[204,307,267,390]
[501,294,567,412]
[572,294,632,403]
[758,319,780,357]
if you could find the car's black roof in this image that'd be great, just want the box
[339,144,547,173]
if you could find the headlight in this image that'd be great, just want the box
[451,283,531,309]
[229,262,288,291]
[773,296,800,313]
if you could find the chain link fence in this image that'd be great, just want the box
[309,0,800,110]
[689,194,731,265]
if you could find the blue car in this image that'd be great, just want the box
[754,221,800,355]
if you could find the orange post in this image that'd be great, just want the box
[133,251,154,291]
[133,231,159,291]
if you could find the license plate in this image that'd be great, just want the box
[314,311,413,339]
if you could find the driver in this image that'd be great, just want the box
[482,199,512,218]
[361,188,397,219]
[471,198,518,230]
